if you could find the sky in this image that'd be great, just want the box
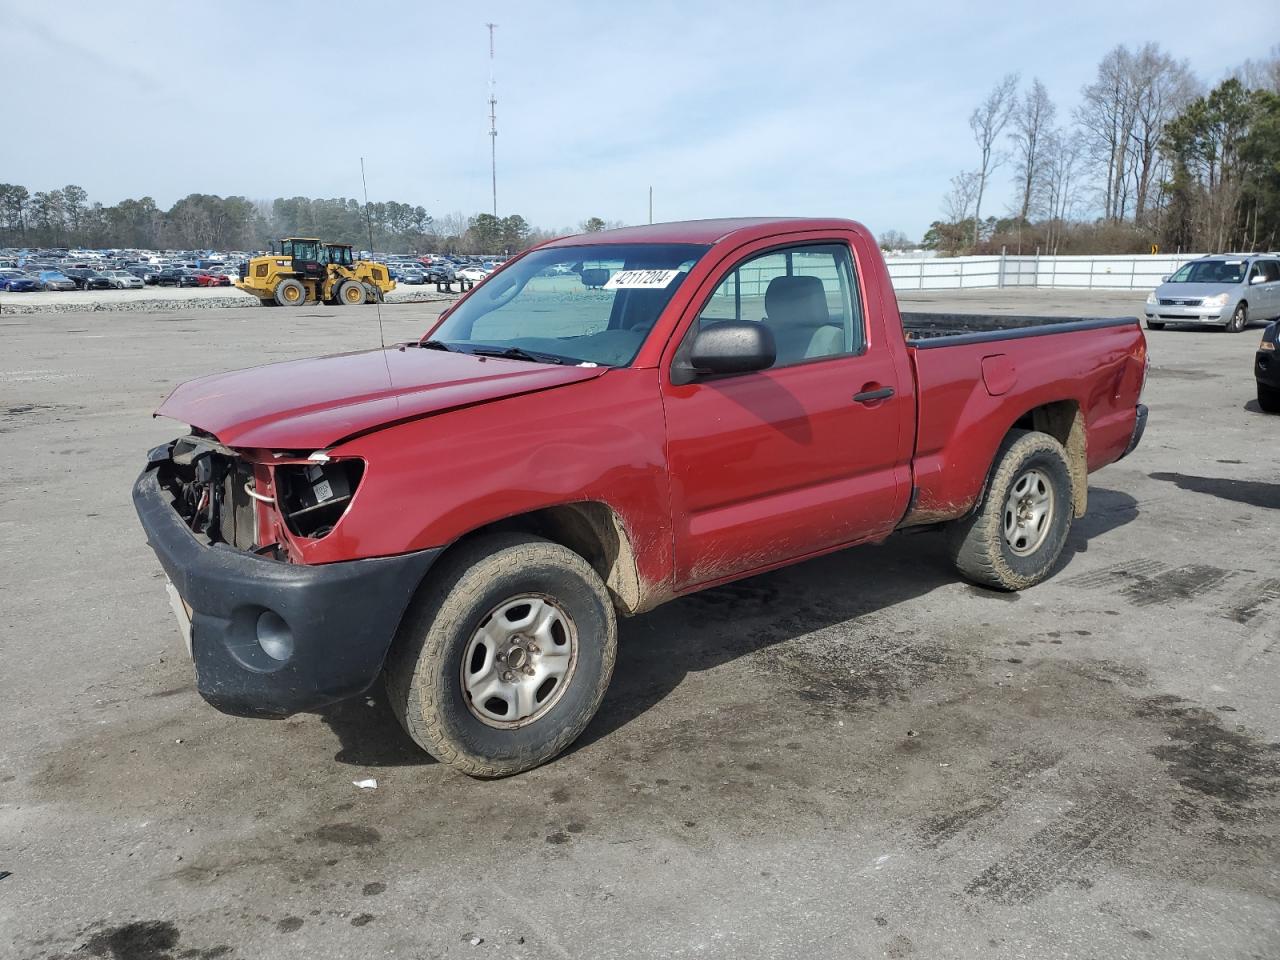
[1,0,1272,240]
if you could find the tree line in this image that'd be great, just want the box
[0,185,614,255]
[921,44,1280,256]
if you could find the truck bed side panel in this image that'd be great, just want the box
[906,322,1146,522]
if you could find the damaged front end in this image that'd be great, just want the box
[151,431,365,563]
[135,431,439,718]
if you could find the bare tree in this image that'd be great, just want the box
[1042,130,1082,254]
[1010,78,1056,224]
[1125,45,1197,225]
[969,73,1020,245]
[1235,45,1280,93]
[943,170,982,225]
[1078,46,1137,221]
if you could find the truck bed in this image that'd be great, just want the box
[902,312,1138,346]
[901,311,1147,528]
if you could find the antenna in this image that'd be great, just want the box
[486,22,498,218]
[360,157,393,385]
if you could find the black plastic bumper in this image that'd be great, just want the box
[133,466,440,718]
[1119,403,1148,460]
[1257,351,1280,389]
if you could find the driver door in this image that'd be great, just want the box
[660,234,913,591]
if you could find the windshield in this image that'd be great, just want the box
[1169,260,1246,284]
[430,242,707,366]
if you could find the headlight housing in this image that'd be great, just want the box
[1201,293,1230,308]
[273,458,365,539]
[1146,292,1158,305]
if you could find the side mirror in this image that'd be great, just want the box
[1161,275,1169,282]
[675,321,776,383]
[1250,273,1266,285]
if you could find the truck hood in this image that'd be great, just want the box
[155,347,608,449]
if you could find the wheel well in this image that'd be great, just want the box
[452,503,645,615]
[1013,399,1087,517]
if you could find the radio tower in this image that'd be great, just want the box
[486,22,498,217]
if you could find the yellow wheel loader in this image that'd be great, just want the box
[235,238,396,307]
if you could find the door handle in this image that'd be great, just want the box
[853,386,895,403]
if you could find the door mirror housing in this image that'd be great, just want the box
[673,321,776,384]
[1250,273,1266,285]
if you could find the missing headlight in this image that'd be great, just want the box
[275,459,365,539]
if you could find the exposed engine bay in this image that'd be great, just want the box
[155,431,364,558]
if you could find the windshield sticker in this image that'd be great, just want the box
[603,269,680,289]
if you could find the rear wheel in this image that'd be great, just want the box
[386,533,617,777]
[946,429,1074,591]
[1258,383,1280,413]
[1227,303,1248,333]
[338,280,366,305]
[274,278,306,306]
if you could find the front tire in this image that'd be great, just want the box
[1146,320,1164,330]
[1227,303,1247,333]
[338,280,366,305]
[1258,383,1280,414]
[946,429,1074,591]
[274,278,306,306]
[386,533,617,777]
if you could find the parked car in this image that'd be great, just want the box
[1256,321,1280,412]
[397,267,426,285]
[156,268,202,287]
[0,268,40,292]
[105,269,144,289]
[1145,255,1280,332]
[37,270,76,291]
[133,216,1149,777]
[426,262,456,282]
[456,265,490,282]
[128,265,161,284]
[63,268,113,290]
[195,270,231,287]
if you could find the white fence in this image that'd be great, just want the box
[884,252,1205,292]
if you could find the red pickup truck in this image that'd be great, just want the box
[134,217,1148,776]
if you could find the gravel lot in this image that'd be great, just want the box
[0,283,456,314]
[2,290,1277,960]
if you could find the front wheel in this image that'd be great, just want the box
[945,429,1074,591]
[1146,320,1164,331]
[1227,303,1248,333]
[386,533,617,777]
[274,278,306,306]
[337,280,366,305]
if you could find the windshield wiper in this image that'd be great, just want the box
[418,339,453,351]
[466,346,567,365]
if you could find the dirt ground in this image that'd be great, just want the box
[1,290,1277,959]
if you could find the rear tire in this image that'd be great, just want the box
[1227,303,1247,333]
[274,278,306,306]
[386,533,617,777]
[946,429,1074,591]
[338,280,366,305]
[1258,383,1280,414]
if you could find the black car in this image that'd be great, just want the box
[1256,321,1280,413]
[63,268,113,290]
[156,268,201,288]
[127,265,161,284]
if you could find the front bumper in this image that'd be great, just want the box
[1257,351,1280,389]
[1119,404,1148,460]
[1144,305,1229,325]
[133,465,440,718]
